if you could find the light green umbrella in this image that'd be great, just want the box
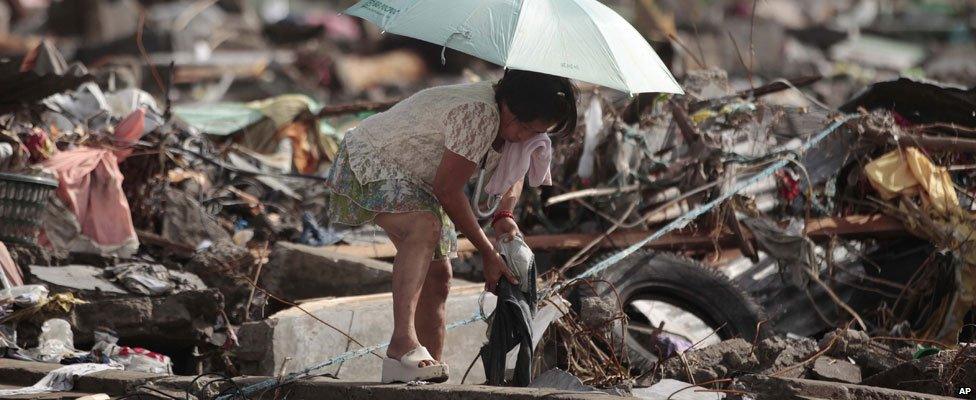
[344,0,683,95]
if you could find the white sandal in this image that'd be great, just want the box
[381,346,449,383]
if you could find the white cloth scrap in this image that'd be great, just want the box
[485,133,552,195]
[0,363,121,396]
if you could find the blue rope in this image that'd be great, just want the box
[224,115,855,398]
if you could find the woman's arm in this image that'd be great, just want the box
[433,149,518,292]
[491,178,523,237]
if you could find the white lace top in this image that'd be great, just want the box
[343,81,501,193]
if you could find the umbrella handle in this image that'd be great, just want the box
[471,167,501,219]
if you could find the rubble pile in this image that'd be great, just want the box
[635,329,975,398]
[0,1,972,399]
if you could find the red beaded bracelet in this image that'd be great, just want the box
[491,210,515,227]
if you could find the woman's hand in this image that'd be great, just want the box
[483,250,519,294]
[492,217,520,239]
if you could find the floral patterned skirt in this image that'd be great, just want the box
[326,141,458,259]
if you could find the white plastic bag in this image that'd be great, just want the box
[576,98,604,180]
[108,346,173,374]
[5,284,49,307]
[0,363,120,396]
[25,318,85,363]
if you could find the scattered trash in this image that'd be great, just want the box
[0,363,121,396]
[6,285,48,309]
[0,2,974,400]
[23,319,86,364]
[108,346,174,374]
[105,262,204,296]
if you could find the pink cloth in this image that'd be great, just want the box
[41,147,137,248]
[485,134,553,195]
[113,109,145,162]
[0,242,23,287]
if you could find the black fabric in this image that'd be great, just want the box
[480,260,537,386]
[839,78,976,128]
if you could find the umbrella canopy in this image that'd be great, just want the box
[344,0,683,95]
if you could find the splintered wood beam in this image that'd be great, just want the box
[322,214,908,259]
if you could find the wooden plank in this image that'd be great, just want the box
[136,230,196,258]
[322,215,908,259]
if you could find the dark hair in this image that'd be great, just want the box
[495,69,578,135]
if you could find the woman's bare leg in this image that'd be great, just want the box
[374,212,441,367]
[416,258,452,361]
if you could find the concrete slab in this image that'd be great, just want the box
[0,359,58,386]
[284,378,625,400]
[0,360,621,400]
[67,288,222,347]
[237,284,497,384]
[260,242,395,301]
[0,359,162,395]
[0,384,99,399]
[27,265,127,294]
[811,357,861,384]
[734,375,959,400]
[632,379,725,399]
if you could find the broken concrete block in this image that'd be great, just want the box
[818,329,911,377]
[734,374,957,400]
[659,338,759,383]
[755,336,819,377]
[66,289,222,347]
[259,242,393,301]
[186,241,254,323]
[860,346,976,397]
[235,284,495,384]
[579,296,616,329]
[654,335,822,385]
[819,329,871,355]
[811,356,862,384]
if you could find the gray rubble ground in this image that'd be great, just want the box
[652,335,818,384]
[860,345,976,397]
[644,329,972,399]
[817,329,914,378]
[733,374,960,400]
